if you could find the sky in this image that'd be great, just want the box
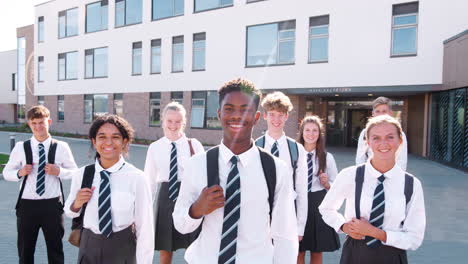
[0,1,47,52]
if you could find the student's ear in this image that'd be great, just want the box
[285,113,289,121]
[217,108,221,120]
[91,138,97,149]
[122,138,129,152]
[263,111,268,120]
[47,118,52,126]
[254,111,261,124]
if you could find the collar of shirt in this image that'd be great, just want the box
[162,134,187,147]
[264,131,286,146]
[307,149,316,158]
[95,156,126,174]
[30,135,51,149]
[365,159,403,180]
[219,140,257,168]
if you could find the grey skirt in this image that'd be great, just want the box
[340,237,408,264]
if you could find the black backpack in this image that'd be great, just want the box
[206,146,277,222]
[255,135,299,190]
[15,139,63,209]
[70,164,95,231]
[354,164,414,224]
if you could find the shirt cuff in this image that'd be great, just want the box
[184,206,204,231]
[17,170,22,180]
[334,219,346,234]
[382,230,398,248]
[65,205,82,219]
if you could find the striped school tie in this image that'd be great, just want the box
[365,175,386,248]
[307,153,314,192]
[219,156,241,264]
[271,141,279,157]
[36,143,46,196]
[168,142,180,202]
[99,170,113,238]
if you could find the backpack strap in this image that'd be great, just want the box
[354,164,366,219]
[286,138,299,190]
[188,138,195,157]
[258,147,276,223]
[255,135,266,148]
[206,146,220,187]
[15,140,32,210]
[48,139,65,206]
[404,173,413,205]
[71,164,95,230]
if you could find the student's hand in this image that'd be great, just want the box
[298,236,303,242]
[319,171,330,189]
[189,185,225,219]
[71,187,95,212]
[342,222,365,240]
[349,218,376,238]
[18,165,33,177]
[45,164,60,176]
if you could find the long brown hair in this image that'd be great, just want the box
[297,115,327,173]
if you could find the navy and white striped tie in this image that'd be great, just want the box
[307,153,314,192]
[99,170,113,238]
[365,175,386,248]
[271,141,279,157]
[36,143,46,196]
[168,142,180,202]
[219,156,241,264]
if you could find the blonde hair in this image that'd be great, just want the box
[161,101,187,126]
[372,96,392,110]
[365,115,403,140]
[261,91,293,113]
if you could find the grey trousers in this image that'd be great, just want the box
[78,226,136,264]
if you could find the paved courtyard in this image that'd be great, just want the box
[0,131,467,263]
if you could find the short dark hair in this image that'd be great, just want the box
[88,115,134,158]
[218,78,262,110]
[27,105,50,120]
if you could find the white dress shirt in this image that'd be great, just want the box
[307,150,338,192]
[356,129,408,170]
[4,136,78,200]
[144,135,204,201]
[173,142,299,264]
[319,160,426,251]
[64,157,154,264]
[262,132,308,236]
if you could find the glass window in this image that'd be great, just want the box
[58,8,78,38]
[206,91,221,129]
[190,91,221,129]
[58,95,65,121]
[190,91,206,128]
[114,93,124,116]
[85,47,108,78]
[37,96,45,105]
[391,2,418,56]
[193,32,206,71]
[84,95,93,123]
[149,92,161,126]
[58,51,78,80]
[38,17,44,43]
[132,42,142,75]
[93,94,109,118]
[12,73,16,91]
[195,0,233,12]
[152,0,184,20]
[172,36,184,72]
[17,38,26,105]
[151,39,162,74]
[246,20,295,66]
[309,15,329,62]
[17,105,26,123]
[115,0,142,27]
[86,0,108,33]
[171,91,183,104]
[38,56,44,82]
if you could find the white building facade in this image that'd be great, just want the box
[33,0,468,151]
[0,49,18,124]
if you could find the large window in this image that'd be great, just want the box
[38,16,44,43]
[58,51,78,80]
[171,91,183,104]
[84,94,109,123]
[309,15,329,63]
[151,39,162,74]
[193,32,206,71]
[149,92,161,126]
[194,0,233,12]
[85,47,108,78]
[152,0,184,20]
[246,20,295,66]
[86,1,108,33]
[190,91,221,129]
[57,95,65,121]
[37,96,45,106]
[114,93,124,116]
[38,56,44,82]
[132,42,142,75]
[172,36,184,72]
[391,2,418,56]
[115,0,142,27]
[58,8,78,38]
[12,73,16,91]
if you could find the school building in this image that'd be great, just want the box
[1,0,466,170]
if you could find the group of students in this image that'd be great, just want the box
[3,78,426,264]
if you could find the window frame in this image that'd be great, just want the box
[193,0,234,14]
[37,96,45,106]
[308,15,330,63]
[12,73,16,91]
[192,32,206,71]
[149,92,162,127]
[172,36,184,73]
[152,0,184,21]
[115,0,143,28]
[132,42,143,75]
[150,39,162,74]
[38,56,45,82]
[38,16,45,43]
[171,91,184,104]
[390,12,418,57]
[58,7,79,39]
[85,47,108,79]
[85,0,109,34]
[113,93,124,116]
[57,95,65,122]
[190,91,221,129]
[58,51,78,81]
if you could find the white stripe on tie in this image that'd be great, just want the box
[219,239,237,257]
[223,204,240,222]
[226,174,240,190]
[370,213,384,224]
[221,222,238,240]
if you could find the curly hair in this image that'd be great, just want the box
[218,78,262,110]
[261,91,293,113]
